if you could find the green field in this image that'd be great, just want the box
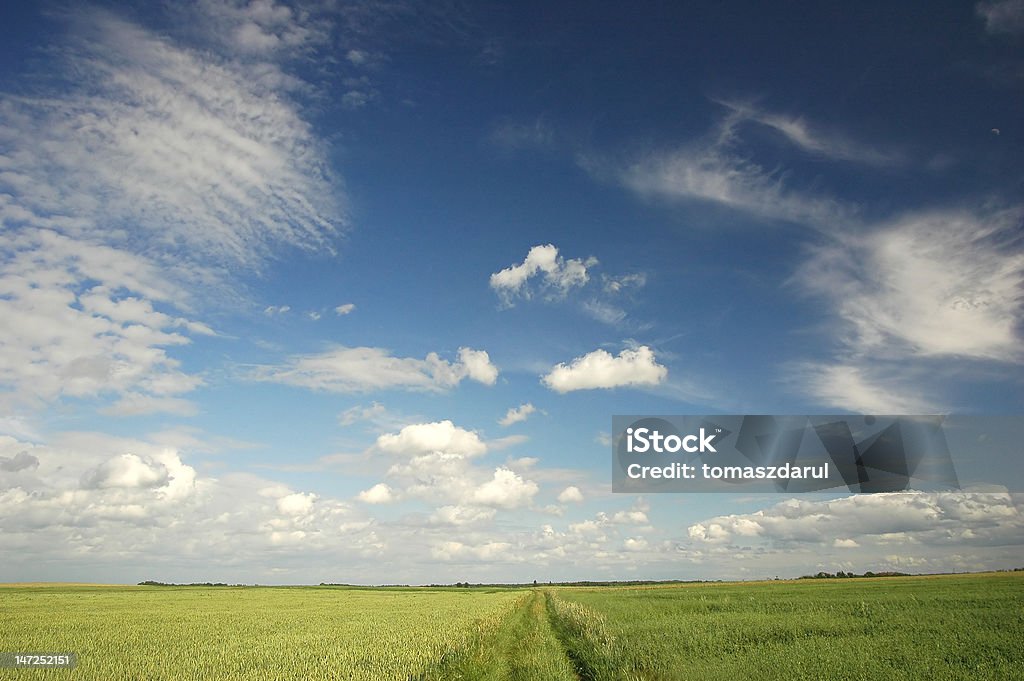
[1,573,1022,680]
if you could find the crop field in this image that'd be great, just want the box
[1,573,1022,680]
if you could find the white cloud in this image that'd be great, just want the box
[557,485,584,504]
[602,273,646,294]
[490,244,596,305]
[375,421,487,459]
[0,431,383,582]
[100,394,200,417]
[499,403,536,427]
[254,346,499,393]
[81,453,169,490]
[430,505,496,526]
[581,300,627,326]
[797,207,1023,363]
[686,492,1024,547]
[0,230,205,410]
[608,128,852,230]
[0,8,343,269]
[277,491,317,516]
[472,467,539,509]
[977,0,1024,34]
[192,0,329,56]
[264,305,292,316]
[334,303,356,316]
[356,483,394,504]
[365,420,540,518]
[542,345,667,392]
[791,363,940,414]
[716,99,901,166]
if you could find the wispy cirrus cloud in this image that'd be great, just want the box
[714,99,903,167]
[0,6,344,270]
[0,3,349,414]
[796,207,1023,364]
[253,346,499,393]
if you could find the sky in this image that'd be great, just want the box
[0,0,1022,585]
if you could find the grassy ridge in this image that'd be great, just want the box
[551,573,1024,680]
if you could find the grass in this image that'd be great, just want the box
[1,573,1021,680]
[0,585,520,680]
[549,572,1024,680]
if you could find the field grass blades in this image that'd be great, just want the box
[420,590,578,681]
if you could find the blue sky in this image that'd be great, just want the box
[0,0,1022,584]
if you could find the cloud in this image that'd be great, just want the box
[0,230,205,410]
[357,483,394,504]
[542,346,667,392]
[472,468,539,509]
[977,0,1024,34]
[0,431,382,581]
[264,305,292,316]
[376,420,488,459]
[334,303,356,315]
[686,492,1024,548]
[490,244,596,306]
[557,486,584,504]
[796,207,1023,364]
[499,403,536,427]
[254,346,499,392]
[791,363,941,414]
[81,453,170,490]
[430,505,496,526]
[0,8,343,269]
[277,491,317,516]
[715,99,902,166]
[100,394,200,417]
[367,420,540,513]
[0,452,39,473]
[488,117,556,152]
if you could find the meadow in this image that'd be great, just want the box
[1,572,1021,680]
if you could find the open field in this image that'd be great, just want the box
[1,573,1022,680]
[0,585,521,680]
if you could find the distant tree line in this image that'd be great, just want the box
[138,581,252,587]
[798,571,909,579]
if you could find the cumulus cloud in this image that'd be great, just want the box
[365,420,540,516]
[81,453,170,490]
[0,230,205,410]
[0,432,377,581]
[490,244,596,305]
[471,468,539,509]
[0,451,39,473]
[557,485,584,504]
[687,492,1024,548]
[356,483,394,504]
[334,303,356,315]
[375,421,487,458]
[253,346,499,393]
[542,346,667,392]
[499,403,536,427]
